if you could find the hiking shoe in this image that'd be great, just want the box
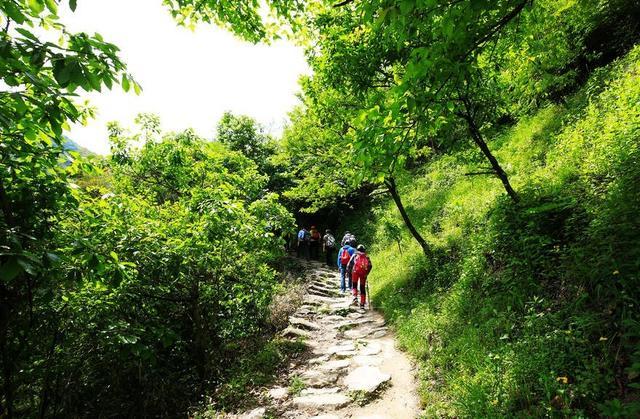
[351,297,358,305]
[359,303,365,309]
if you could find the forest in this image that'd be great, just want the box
[1,0,640,417]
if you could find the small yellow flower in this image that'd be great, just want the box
[613,270,620,275]
[599,336,608,341]
[556,376,569,384]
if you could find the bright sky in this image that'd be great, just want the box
[60,0,309,154]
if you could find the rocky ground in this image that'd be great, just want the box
[233,260,421,419]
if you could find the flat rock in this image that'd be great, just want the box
[308,355,330,364]
[300,387,340,396]
[268,387,288,400]
[331,321,352,329]
[352,355,383,366]
[309,289,332,298]
[282,326,312,338]
[323,315,346,322]
[293,393,350,410]
[334,350,357,358]
[306,295,340,304]
[344,366,391,392]
[327,343,355,354]
[370,330,387,339]
[344,328,372,339]
[239,407,266,419]
[318,359,350,372]
[359,342,382,356]
[289,317,321,330]
[301,369,338,387]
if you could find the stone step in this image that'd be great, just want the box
[289,317,321,331]
[268,387,288,400]
[344,366,391,393]
[300,369,339,387]
[282,326,312,339]
[310,282,336,291]
[293,393,350,410]
[300,387,340,396]
[318,359,350,372]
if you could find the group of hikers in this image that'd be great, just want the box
[296,228,373,309]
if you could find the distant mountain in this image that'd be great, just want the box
[63,137,94,157]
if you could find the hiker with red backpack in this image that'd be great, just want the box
[309,226,321,260]
[347,245,373,309]
[337,241,356,293]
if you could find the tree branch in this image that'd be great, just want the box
[333,0,355,7]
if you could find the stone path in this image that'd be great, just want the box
[236,260,421,419]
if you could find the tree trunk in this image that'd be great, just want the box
[1,327,15,419]
[460,103,519,203]
[0,176,15,227]
[384,177,430,255]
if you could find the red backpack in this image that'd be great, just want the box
[340,248,352,265]
[353,253,371,276]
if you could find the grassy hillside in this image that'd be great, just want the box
[343,46,640,417]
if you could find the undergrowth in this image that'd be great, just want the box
[341,46,640,417]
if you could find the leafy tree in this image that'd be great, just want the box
[215,111,277,175]
[162,0,306,42]
[0,1,135,415]
[280,78,362,213]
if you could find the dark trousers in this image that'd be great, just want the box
[297,241,309,259]
[310,241,320,259]
[325,248,334,266]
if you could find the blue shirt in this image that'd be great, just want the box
[337,245,355,268]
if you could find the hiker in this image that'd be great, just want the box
[341,231,356,246]
[296,227,310,259]
[336,240,356,293]
[309,226,321,260]
[347,244,372,309]
[323,229,337,267]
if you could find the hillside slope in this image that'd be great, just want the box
[341,46,640,417]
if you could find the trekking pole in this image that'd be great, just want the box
[366,280,372,310]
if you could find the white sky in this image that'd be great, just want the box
[59,0,309,154]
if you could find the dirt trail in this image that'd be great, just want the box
[236,260,421,419]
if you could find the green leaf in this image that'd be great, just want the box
[3,3,25,23]
[16,258,38,275]
[69,0,77,11]
[45,0,58,13]
[28,0,45,14]
[53,59,72,86]
[46,252,61,263]
[15,28,39,41]
[121,74,130,92]
[0,258,23,281]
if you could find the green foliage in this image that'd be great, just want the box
[211,338,305,411]
[1,114,295,416]
[162,0,306,42]
[288,374,306,397]
[345,47,640,417]
[280,86,363,212]
[0,2,135,416]
[216,111,280,181]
